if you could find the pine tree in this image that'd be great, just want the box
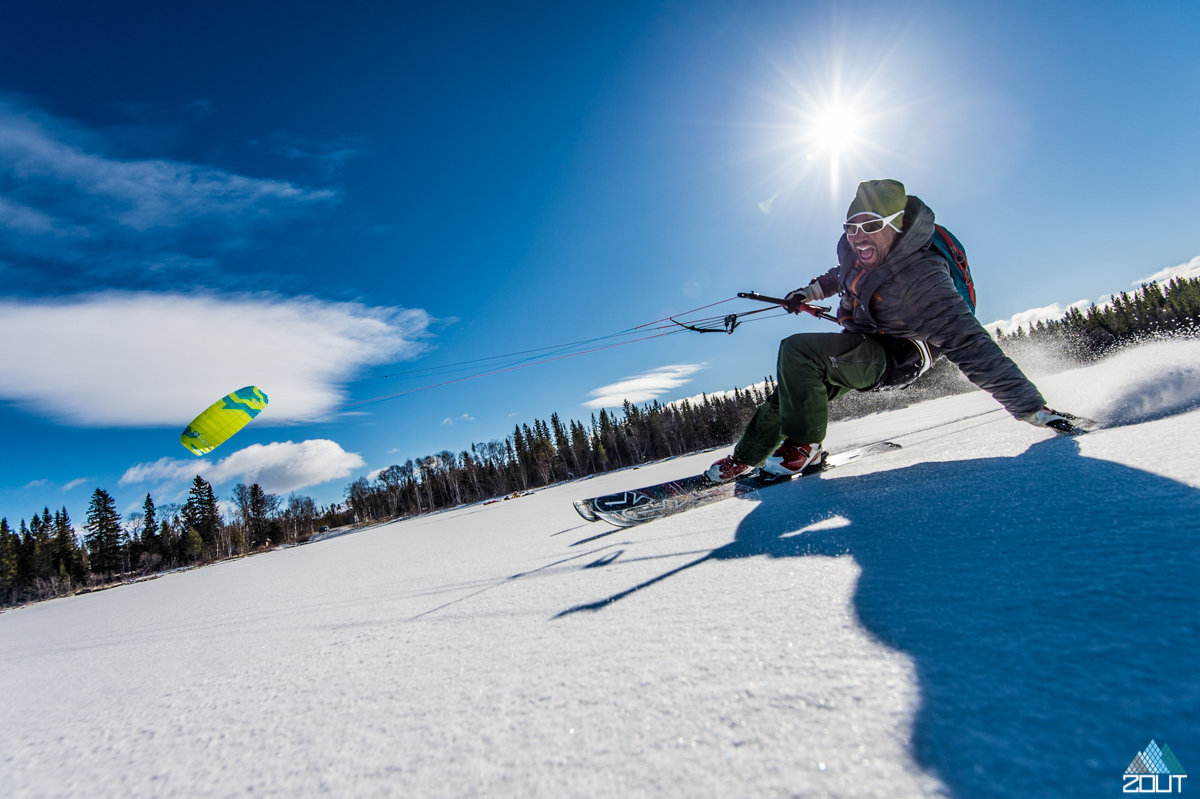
[51,507,85,585]
[590,413,609,472]
[160,517,179,565]
[182,476,221,554]
[181,527,203,561]
[0,518,16,603]
[511,425,530,490]
[550,413,573,478]
[28,509,54,584]
[140,493,159,558]
[84,488,123,577]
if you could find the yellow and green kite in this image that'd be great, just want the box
[180,386,269,456]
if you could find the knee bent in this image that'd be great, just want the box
[778,333,824,364]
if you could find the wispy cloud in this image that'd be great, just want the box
[984,301,1093,337]
[669,379,770,410]
[0,291,433,426]
[1137,255,1200,286]
[441,417,453,425]
[121,439,365,494]
[0,196,60,233]
[0,98,335,283]
[583,364,706,409]
[62,477,91,492]
[985,254,1200,337]
[23,478,50,489]
[183,99,211,119]
[268,133,364,175]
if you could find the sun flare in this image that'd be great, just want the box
[747,36,925,210]
[804,103,863,193]
[811,105,860,155]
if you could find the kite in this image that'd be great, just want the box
[180,386,268,456]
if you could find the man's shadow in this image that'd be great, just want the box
[562,438,1200,797]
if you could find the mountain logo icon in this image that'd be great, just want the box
[1124,740,1187,793]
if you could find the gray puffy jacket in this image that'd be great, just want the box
[813,195,1044,418]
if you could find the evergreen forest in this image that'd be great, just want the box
[993,276,1200,355]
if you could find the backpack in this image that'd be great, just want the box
[928,224,976,314]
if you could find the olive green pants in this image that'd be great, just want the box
[733,333,887,467]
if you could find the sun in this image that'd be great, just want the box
[810,105,860,155]
[745,38,920,210]
[805,103,863,194]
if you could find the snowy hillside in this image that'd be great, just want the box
[3,340,1199,798]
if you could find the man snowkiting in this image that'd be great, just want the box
[707,179,1082,484]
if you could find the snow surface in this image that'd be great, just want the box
[3,340,1199,798]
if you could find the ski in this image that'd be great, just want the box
[573,441,901,528]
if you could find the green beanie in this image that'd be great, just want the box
[846,179,907,227]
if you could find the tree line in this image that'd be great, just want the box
[995,275,1200,356]
[0,476,342,606]
[340,381,778,523]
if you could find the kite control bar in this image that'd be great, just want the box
[738,291,838,323]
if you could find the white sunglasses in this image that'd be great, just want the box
[843,210,903,236]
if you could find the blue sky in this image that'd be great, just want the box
[1,0,1198,523]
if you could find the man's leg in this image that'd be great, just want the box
[732,333,886,467]
[777,332,887,445]
[731,386,782,467]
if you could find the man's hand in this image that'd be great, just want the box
[785,279,827,304]
[1023,406,1097,436]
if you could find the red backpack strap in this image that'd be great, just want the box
[933,224,975,308]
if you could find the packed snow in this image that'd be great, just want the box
[3,340,1199,798]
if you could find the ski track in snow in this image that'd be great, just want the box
[2,341,1199,798]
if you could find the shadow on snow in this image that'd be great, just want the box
[558,437,1200,798]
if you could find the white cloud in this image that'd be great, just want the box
[668,379,771,410]
[583,364,706,409]
[1136,255,1200,286]
[62,477,91,492]
[983,253,1200,337]
[460,413,474,421]
[984,300,1093,337]
[441,417,453,425]
[121,439,365,494]
[120,458,199,486]
[0,291,432,426]
[23,479,51,489]
[207,441,364,493]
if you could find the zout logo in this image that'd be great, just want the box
[1124,740,1187,794]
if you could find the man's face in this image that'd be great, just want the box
[846,213,900,267]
